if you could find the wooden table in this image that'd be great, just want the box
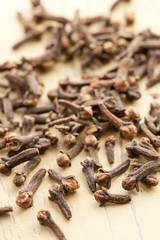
[0,0,160,239]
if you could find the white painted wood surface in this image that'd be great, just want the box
[0,0,160,239]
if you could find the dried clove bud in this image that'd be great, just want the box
[105,135,116,164]
[125,138,159,160]
[94,188,131,206]
[140,123,160,147]
[21,115,35,135]
[130,159,159,188]
[0,148,39,175]
[48,184,72,220]
[37,210,67,240]
[122,161,160,191]
[6,131,43,151]
[16,168,46,208]
[95,159,130,188]
[13,156,41,187]
[0,206,13,215]
[80,157,97,193]
[99,103,137,139]
[85,135,102,168]
[57,142,84,167]
[48,169,79,194]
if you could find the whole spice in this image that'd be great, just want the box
[130,159,159,188]
[122,160,160,191]
[16,168,46,208]
[105,135,116,164]
[85,135,102,168]
[21,115,35,135]
[95,159,130,188]
[99,103,137,139]
[58,99,93,120]
[1,90,14,122]
[140,123,160,147]
[37,210,67,240]
[80,157,97,193]
[48,184,72,220]
[0,206,13,215]
[0,148,39,175]
[48,169,80,194]
[125,139,159,159]
[94,188,131,206]
[13,156,41,187]
[6,131,43,151]
[56,142,84,167]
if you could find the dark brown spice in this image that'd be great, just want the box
[85,135,102,168]
[48,169,80,194]
[95,159,130,188]
[21,115,35,135]
[130,159,159,188]
[16,168,46,208]
[5,131,43,151]
[13,156,41,187]
[105,135,116,164]
[140,123,160,147]
[37,210,67,240]
[125,138,159,159]
[57,142,84,167]
[94,188,131,206]
[0,148,39,174]
[0,206,13,215]
[122,161,160,191]
[48,184,72,220]
[99,103,137,139]
[1,89,14,122]
[80,157,97,193]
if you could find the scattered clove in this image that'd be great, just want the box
[0,206,13,215]
[57,142,84,167]
[85,135,102,168]
[16,168,46,208]
[130,159,159,188]
[95,159,130,188]
[0,148,39,175]
[99,103,137,139]
[48,169,80,194]
[48,184,72,220]
[94,188,131,206]
[80,157,97,193]
[37,210,67,240]
[122,160,160,191]
[13,155,41,187]
[105,135,116,164]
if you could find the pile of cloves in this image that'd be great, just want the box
[1,0,160,239]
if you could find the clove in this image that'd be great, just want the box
[140,123,160,147]
[48,169,80,194]
[122,160,160,191]
[95,159,130,188]
[105,135,116,164]
[13,155,41,187]
[0,148,39,174]
[48,184,72,220]
[16,168,46,208]
[125,138,159,160]
[0,206,13,215]
[99,103,137,139]
[56,142,84,167]
[94,188,131,206]
[80,157,97,193]
[85,135,102,168]
[37,210,67,240]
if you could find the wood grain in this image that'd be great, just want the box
[0,0,160,239]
